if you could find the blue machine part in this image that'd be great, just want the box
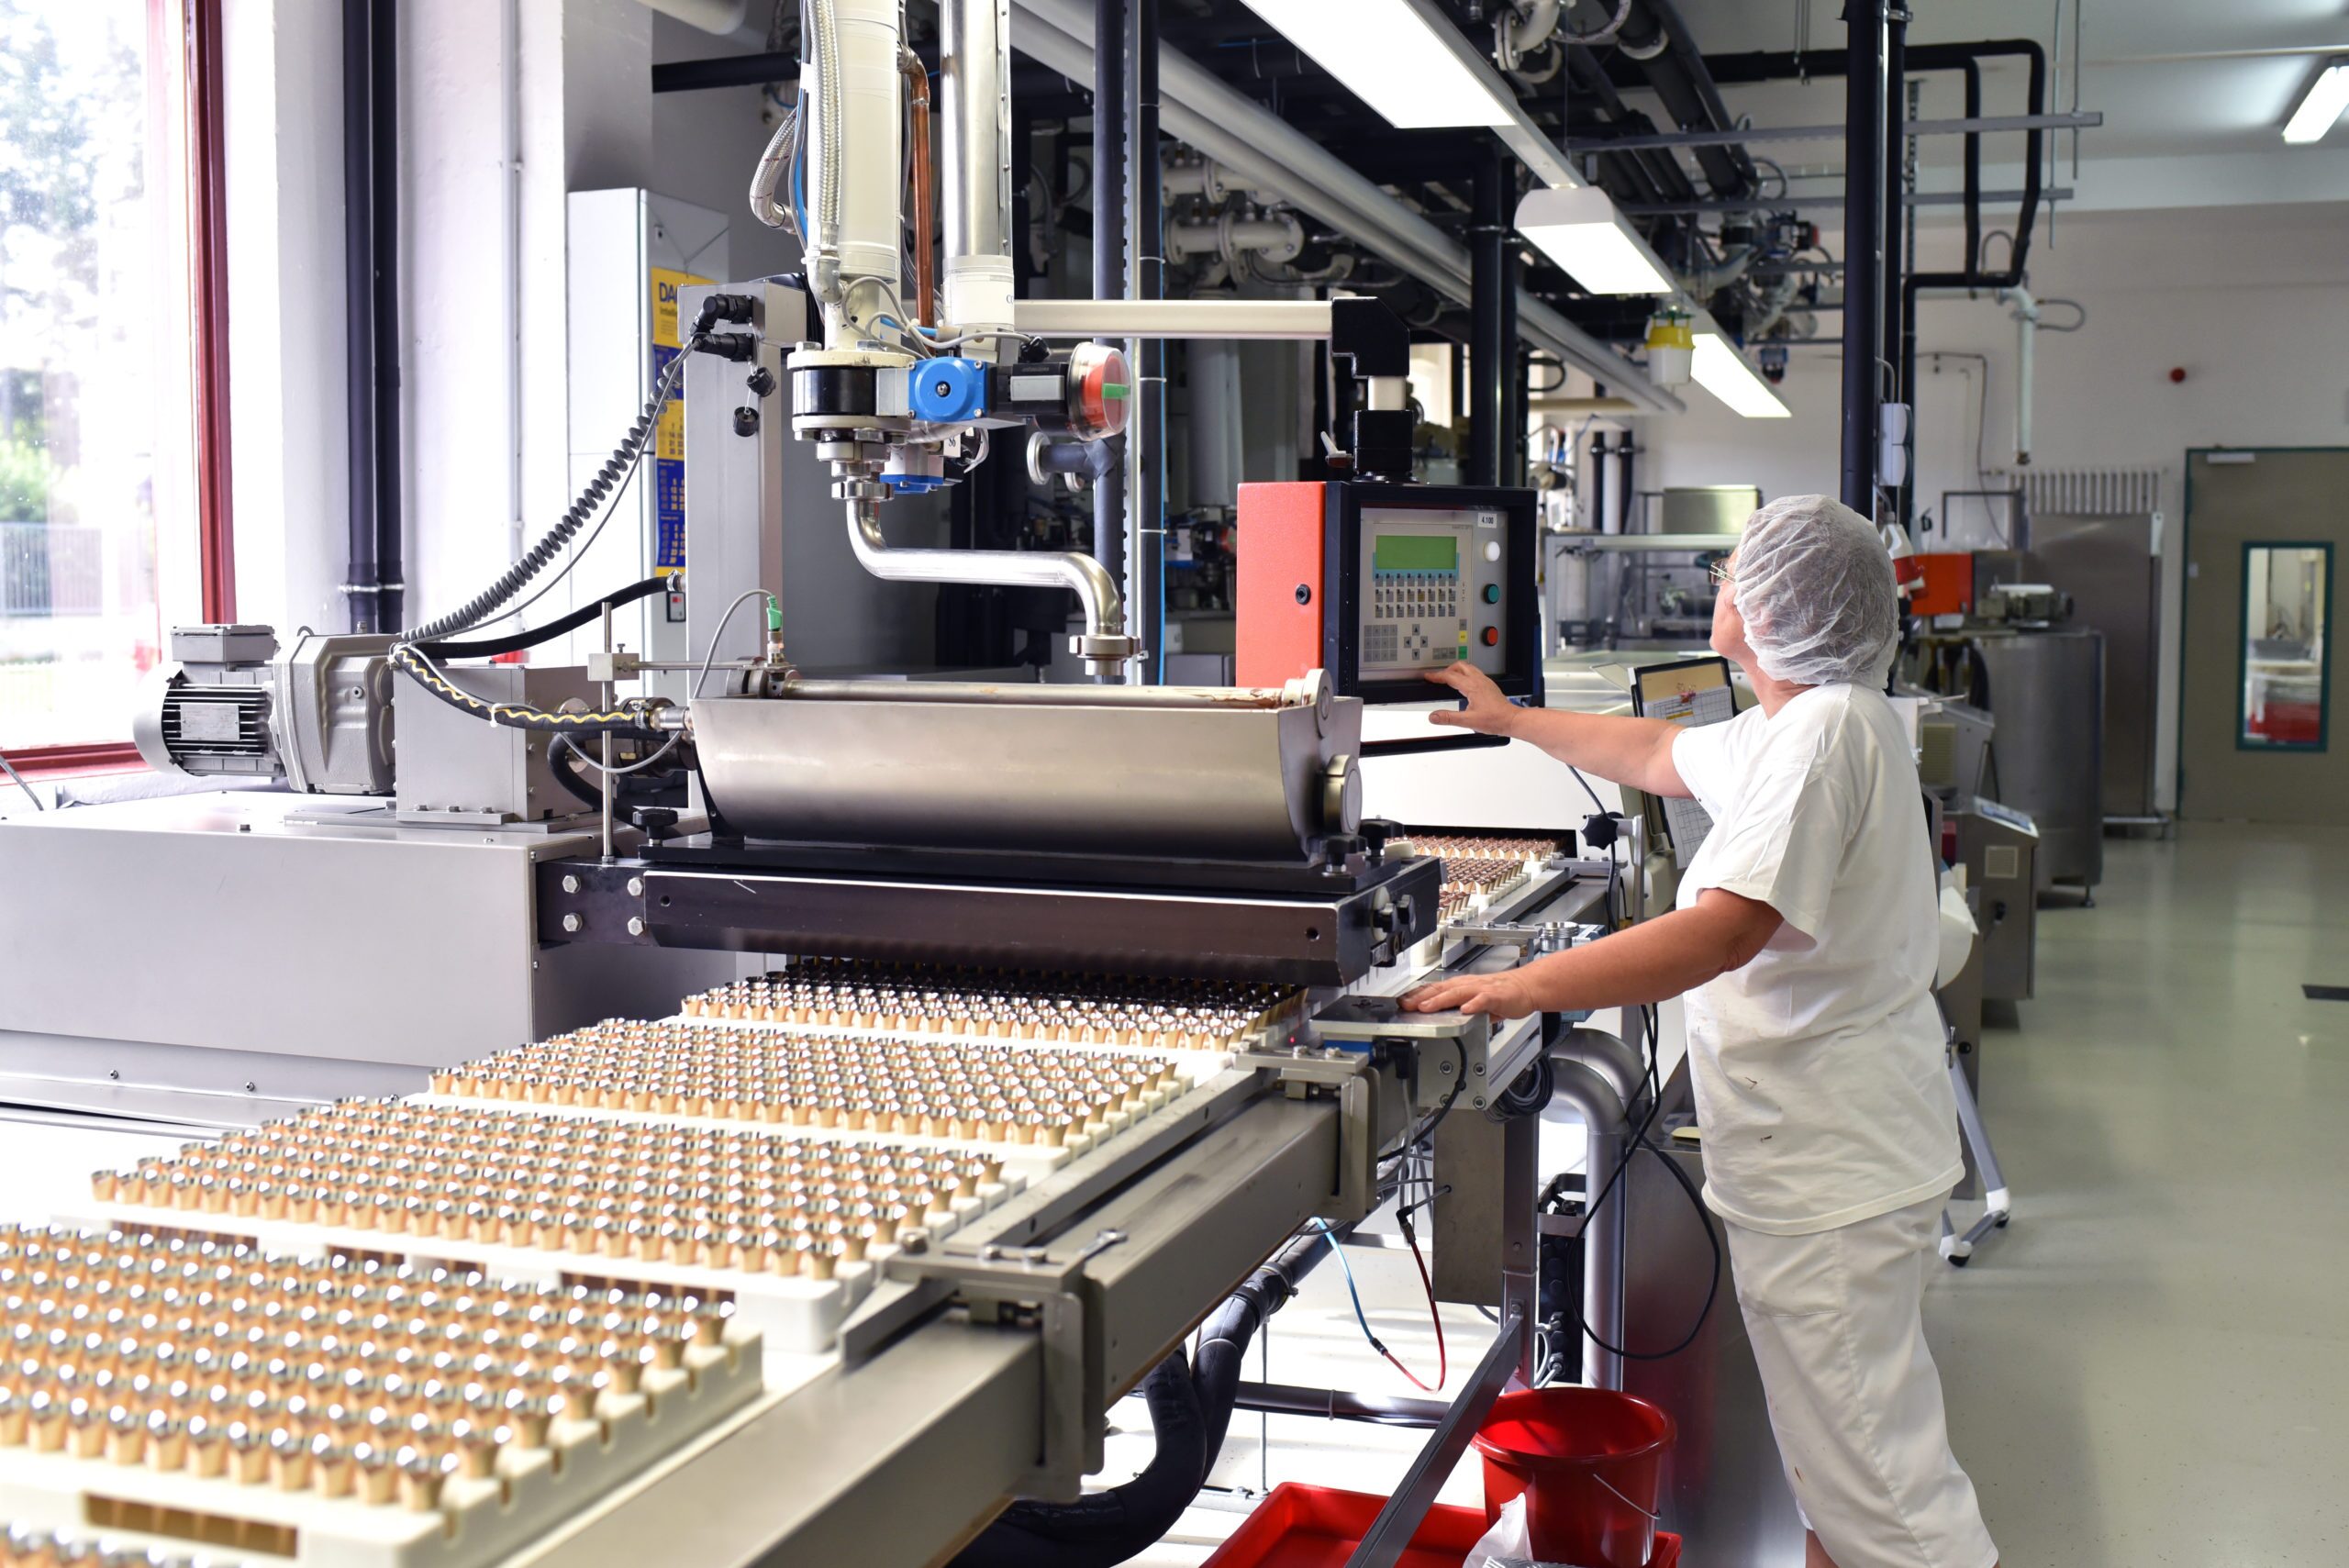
[884,473,951,495]
[908,357,990,423]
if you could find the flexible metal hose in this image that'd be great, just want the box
[396,344,694,645]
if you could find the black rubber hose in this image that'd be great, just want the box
[949,1354,1206,1568]
[1193,1262,1293,1466]
[414,577,666,660]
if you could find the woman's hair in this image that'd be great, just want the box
[1731,495,1899,686]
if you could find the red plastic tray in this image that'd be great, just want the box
[1201,1482,1682,1568]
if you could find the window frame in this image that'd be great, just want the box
[6,0,233,778]
[2234,539,2334,754]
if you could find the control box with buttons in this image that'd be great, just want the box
[1235,480,1542,706]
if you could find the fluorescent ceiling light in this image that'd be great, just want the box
[1513,185,1675,296]
[2283,60,2349,144]
[1238,0,1513,128]
[1691,326,1790,419]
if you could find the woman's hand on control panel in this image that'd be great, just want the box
[1401,969,1538,1021]
[1424,662,1516,737]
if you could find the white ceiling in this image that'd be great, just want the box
[1602,0,2349,209]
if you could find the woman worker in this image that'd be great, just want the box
[1406,495,1997,1568]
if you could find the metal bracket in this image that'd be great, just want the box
[876,1240,1108,1496]
[1438,917,1605,954]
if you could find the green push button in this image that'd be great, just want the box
[1482,584,1501,604]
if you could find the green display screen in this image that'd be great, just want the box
[1374,533,1458,573]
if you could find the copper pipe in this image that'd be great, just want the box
[900,49,936,328]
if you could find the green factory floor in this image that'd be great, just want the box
[1931,821,2349,1565]
[1130,821,2349,1567]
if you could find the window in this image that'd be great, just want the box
[2239,542,2331,751]
[0,0,228,767]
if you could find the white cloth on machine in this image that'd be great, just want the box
[1727,1193,1998,1568]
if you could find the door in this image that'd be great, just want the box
[2179,450,2347,821]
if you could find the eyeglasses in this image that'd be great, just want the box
[1707,560,1737,587]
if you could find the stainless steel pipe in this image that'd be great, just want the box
[844,496,1135,669]
[940,0,1017,345]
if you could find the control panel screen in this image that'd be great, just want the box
[1359,507,1508,678]
[1373,534,1460,574]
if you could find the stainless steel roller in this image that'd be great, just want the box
[690,683,1364,863]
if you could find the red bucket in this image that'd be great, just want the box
[1471,1387,1675,1568]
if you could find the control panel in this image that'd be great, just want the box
[1359,508,1510,675]
[1235,480,1541,706]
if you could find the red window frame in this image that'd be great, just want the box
[9,0,233,779]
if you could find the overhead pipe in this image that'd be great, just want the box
[1881,10,1907,527]
[340,0,402,633]
[1610,0,1756,200]
[1839,3,1882,517]
[1125,0,1164,685]
[1088,0,1126,599]
[2004,284,2039,467]
[941,0,1014,345]
[1468,150,1515,489]
[340,0,376,634]
[1008,0,1680,412]
[901,48,937,327]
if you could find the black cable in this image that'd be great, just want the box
[413,576,666,660]
[1380,1039,1468,1170]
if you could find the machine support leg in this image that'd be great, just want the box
[1551,1047,1632,1391]
[1503,1106,1540,1385]
[1343,1307,1527,1568]
[1940,1046,2014,1264]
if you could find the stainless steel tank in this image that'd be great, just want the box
[1969,628,2104,892]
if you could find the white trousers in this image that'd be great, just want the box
[1724,1194,1998,1568]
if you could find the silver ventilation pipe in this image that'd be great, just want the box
[941,0,1018,352]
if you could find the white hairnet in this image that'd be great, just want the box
[1731,495,1898,686]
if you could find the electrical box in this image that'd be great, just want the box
[1235,481,1542,705]
[1913,551,1976,617]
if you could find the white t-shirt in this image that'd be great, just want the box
[1670,684,1961,1236]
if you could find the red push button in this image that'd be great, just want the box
[1480,627,1499,647]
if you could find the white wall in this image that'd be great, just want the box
[1625,205,2349,522]
[1609,203,2349,815]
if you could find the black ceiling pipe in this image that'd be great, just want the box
[1883,11,1909,530]
[651,50,795,92]
[1841,3,1882,517]
[1881,11,1906,407]
[1467,149,1516,489]
[341,0,379,635]
[1564,45,1698,213]
[369,0,403,632]
[1613,0,1757,199]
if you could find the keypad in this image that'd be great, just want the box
[1371,568,1470,664]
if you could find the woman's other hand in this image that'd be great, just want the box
[1424,662,1519,736]
[1400,970,1538,1020]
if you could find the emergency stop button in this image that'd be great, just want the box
[1481,627,1499,647]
